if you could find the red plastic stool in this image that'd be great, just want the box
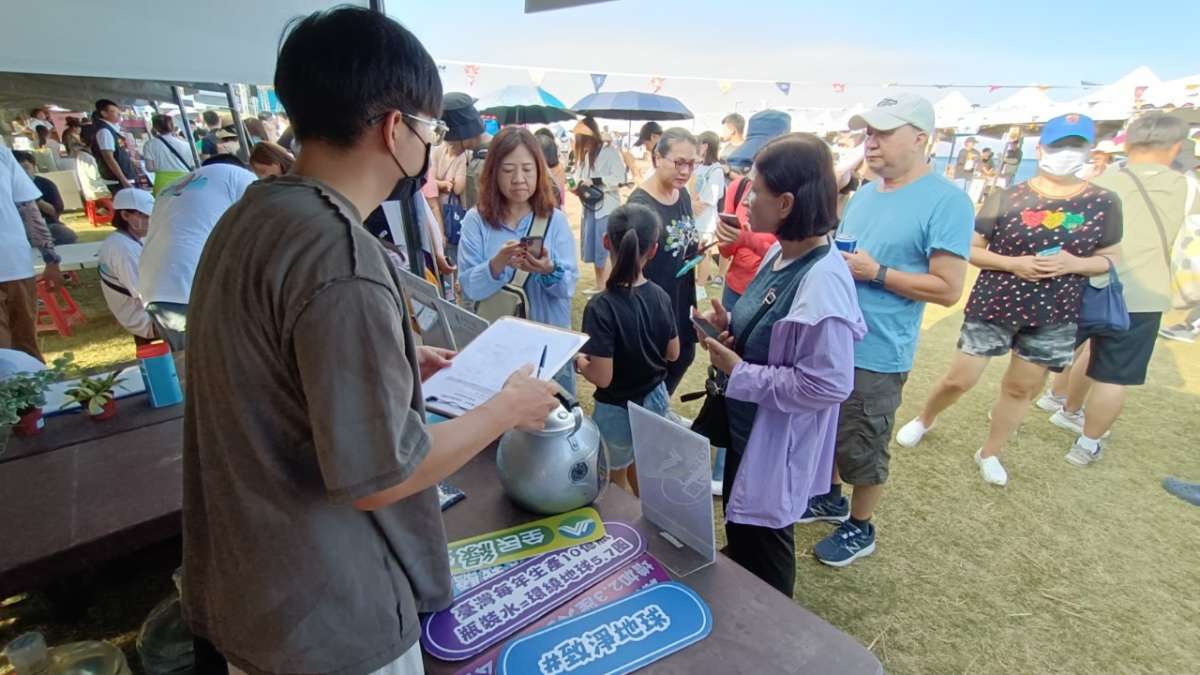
[85,197,114,227]
[35,279,87,337]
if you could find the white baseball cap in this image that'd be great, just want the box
[112,188,155,216]
[850,94,936,135]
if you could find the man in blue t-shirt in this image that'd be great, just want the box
[801,94,975,567]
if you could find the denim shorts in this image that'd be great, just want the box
[592,382,670,470]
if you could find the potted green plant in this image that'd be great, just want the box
[0,355,72,440]
[61,370,126,422]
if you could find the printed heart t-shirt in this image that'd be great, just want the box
[965,182,1123,327]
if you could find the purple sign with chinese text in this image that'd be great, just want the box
[454,553,671,675]
[422,522,646,662]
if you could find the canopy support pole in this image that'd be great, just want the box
[224,83,251,163]
[172,86,200,168]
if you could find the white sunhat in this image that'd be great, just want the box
[112,188,155,216]
[850,94,936,135]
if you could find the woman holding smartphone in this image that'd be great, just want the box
[698,133,864,596]
[894,114,1121,486]
[458,127,580,391]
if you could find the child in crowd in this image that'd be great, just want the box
[576,204,680,494]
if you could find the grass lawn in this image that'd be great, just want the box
[4,195,1198,674]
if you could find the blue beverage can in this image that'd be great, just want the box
[834,234,858,253]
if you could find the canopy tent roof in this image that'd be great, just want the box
[0,71,224,111]
[933,91,975,129]
[1143,73,1200,108]
[958,86,1064,128]
[0,0,366,87]
[1068,66,1162,121]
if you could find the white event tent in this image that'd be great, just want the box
[1068,66,1162,121]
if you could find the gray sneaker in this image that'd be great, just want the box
[1049,408,1110,439]
[1065,439,1104,466]
[1162,477,1200,506]
[1158,324,1198,343]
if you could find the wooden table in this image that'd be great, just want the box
[0,408,881,674]
[426,448,884,675]
[0,394,184,598]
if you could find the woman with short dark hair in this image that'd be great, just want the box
[697,133,865,596]
[627,127,701,394]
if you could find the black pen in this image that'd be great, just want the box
[536,345,548,378]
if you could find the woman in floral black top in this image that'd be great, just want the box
[893,114,1122,486]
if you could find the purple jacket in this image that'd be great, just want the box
[724,245,867,528]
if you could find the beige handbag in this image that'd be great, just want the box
[474,214,550,323]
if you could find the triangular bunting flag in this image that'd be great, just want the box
[1134,85,1148,102]
[463,64,480,87]
[1038,84,1050,92]
[529,69,546,86]
[775,81,791,96]
[989,85,1001,93]
[832,83,846,94]
[650,76,665,93]
[718,80,733,95]
[590,73,607,93]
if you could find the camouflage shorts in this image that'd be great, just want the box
[957,318,1076,371]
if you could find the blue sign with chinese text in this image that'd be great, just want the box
[495,581,712,675]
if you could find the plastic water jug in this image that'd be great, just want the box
[136,342,183,408]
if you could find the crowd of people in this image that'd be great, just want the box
[1,6,1199,673]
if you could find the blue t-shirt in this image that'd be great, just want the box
[839,173,974,373]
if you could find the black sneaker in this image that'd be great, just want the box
[798,493,850,524]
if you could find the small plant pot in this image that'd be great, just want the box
[90,399,117,422]
[14,408,44,437]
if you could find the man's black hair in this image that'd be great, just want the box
[202,153,247,169]
[274,6,442,147]
[95,99,118,113]
[202,110,221,128]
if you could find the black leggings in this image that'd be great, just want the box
[722,446,796,597]
[664,339,696,396]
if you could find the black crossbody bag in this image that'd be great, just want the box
[683,249,817,447]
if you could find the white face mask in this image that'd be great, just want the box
[1039,146,1089,177]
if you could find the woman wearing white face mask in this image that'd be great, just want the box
[894,113,1123,486]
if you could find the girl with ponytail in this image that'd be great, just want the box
[576,203,681,493]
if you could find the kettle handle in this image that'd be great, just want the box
[554,391,584,436]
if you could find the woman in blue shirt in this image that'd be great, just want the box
[458,127,580,391]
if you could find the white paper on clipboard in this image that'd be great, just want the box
[422,317,587,417]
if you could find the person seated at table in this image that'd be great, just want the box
[697,133,865,597]
[576,203,680,494]
[248,141,294,179]
[13,151,78,245]
[99,189,157,344]
[457,126,580,392]
[138,155,256,351]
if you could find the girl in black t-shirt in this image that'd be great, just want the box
[576,204,681,493]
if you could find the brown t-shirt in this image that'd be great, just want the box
[182,175,452,675]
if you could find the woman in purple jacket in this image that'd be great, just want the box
[698,133,866,595]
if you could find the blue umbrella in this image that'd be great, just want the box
[570,91,693,121]
[479,85,576,125]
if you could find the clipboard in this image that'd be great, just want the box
[422,317,588,418]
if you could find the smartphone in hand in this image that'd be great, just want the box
[692,315,722,340]
[521,236,545,258]
[718,212,742,228]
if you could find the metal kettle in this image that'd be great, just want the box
[496,391,609,515]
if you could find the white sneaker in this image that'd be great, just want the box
[975,449,1008,486]
[1035,390,1066,412]
[1065,439,1104,466]
[1049,408,1110,439]
[896,418,932,448]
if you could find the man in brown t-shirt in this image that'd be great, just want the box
[181,9,559,675]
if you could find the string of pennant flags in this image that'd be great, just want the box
[435,58,1103,96]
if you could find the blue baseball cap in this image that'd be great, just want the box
[1041,113,1095,146]
[726,110,791,172]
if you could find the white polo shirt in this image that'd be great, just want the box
[142,134,195,172]
[99,230,155,339]
[139,163,256,305]
[0,147,41,283]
